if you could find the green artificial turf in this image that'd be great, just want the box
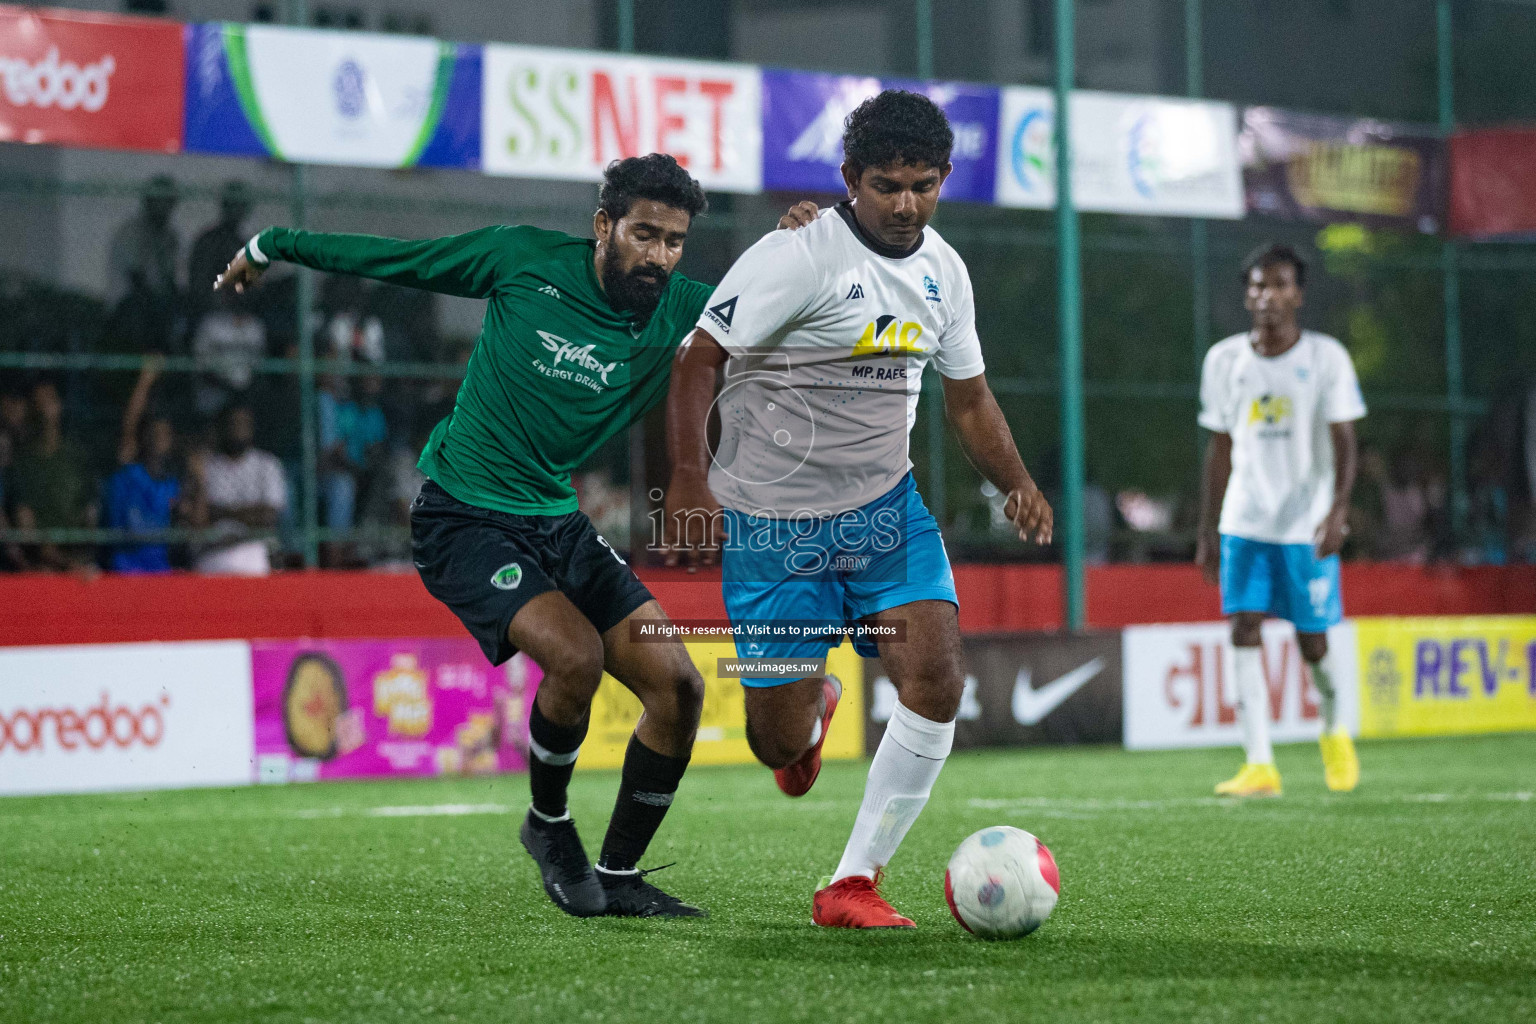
[2,734,1534,1024]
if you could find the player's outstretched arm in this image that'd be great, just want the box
[941,372,1052,545]
[1196,432,1232,585]
[214,225,523,299]
[662,328,729,568]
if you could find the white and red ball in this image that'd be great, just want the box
[944,826,1060,939]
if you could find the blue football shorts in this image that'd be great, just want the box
[1219,533,1343,633]
[721,472,958,686]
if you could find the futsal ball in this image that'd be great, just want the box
[944,826,1060,939]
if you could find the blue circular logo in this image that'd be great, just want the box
[1010,108,1054,194]
[978,878,1006,907]
[332,60,366,120]
[980,829,1008,847]
[1126,112,1164,199]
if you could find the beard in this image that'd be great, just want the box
[602,259,670,320]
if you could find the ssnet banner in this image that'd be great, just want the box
[481,43,761,193]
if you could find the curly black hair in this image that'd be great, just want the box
[597,154,708,221]
[842,89,954,177]
[1241,242,1307,289]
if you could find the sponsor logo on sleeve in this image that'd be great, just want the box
[705,295,737,333]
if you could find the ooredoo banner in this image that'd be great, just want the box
[994,87,1244,218]
[1122,621,1358,751]
[251,638,533,783]
[1356,616,1536,738]
[760,70,999,202]
[481,43,761,193]
[0,641,253,796]
[864,633,1121,753]
[0,5,181,152]
[183,23,480,168]
[1240,106,1446,235]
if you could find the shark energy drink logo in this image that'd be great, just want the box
[534,330,619,392]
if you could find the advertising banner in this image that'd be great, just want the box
[760,70,999,202]
[1356,617,1536,739]
[481,44,761,193]
[994,87,1243,218]
[1449,129,1536,240]
[251,638,533,783]
[0,5,181,152]
[0,641,253,796]
[1122,621,1358,751]
[183,23,480,168]
[577,636,863,769]
[1240,106,1446,234]
[864,632,1121,753]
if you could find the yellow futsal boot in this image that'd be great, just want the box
[1320,729,1360,792]
[1214,763,1282,797]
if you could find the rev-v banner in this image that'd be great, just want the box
[481,43,761,193]
[182,22,480,168]
[994,86,1243,218]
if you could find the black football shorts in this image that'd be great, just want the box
[410,479,653,665]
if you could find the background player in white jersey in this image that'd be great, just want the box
[663,91,1052,928]
[1196,244,1366,797]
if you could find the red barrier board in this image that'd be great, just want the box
[0,563,1530,648]
[0,4,181,152]
[1450,128,1536,239]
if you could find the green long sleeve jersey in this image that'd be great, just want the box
[256,224,713,516]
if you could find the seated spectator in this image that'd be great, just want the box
[193,403,286,576]
[105,175,184,361]
[356,420,430,569]
[0,384,27,449]
[320,274,385,364]
[1373,447,1447,563]
[318,373,388,566]
[9,378,97,573]
[1463,426,1510,566]
[103,358,194,574]
[187,180,254,323]
[192,289,267,422]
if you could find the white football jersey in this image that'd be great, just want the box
[1199,330,1366,545]
[696,203,984,516]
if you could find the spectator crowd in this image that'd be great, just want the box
[1,175,1532,575]
[0,174,458,575]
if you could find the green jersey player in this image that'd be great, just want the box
[216,155,816,920]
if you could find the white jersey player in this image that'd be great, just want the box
[1197,244,1366,797]
[664,90,1052,929]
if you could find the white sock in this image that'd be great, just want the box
[1309,655,1338,732]
[831,700,954,883]
[1233,646,1273,765]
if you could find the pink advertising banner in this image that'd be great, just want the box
[251,638,540,783]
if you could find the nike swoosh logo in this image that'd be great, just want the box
[1011,657,1106,726]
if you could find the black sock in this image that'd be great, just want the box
[528,701,587,820]
[598,735,690,873]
